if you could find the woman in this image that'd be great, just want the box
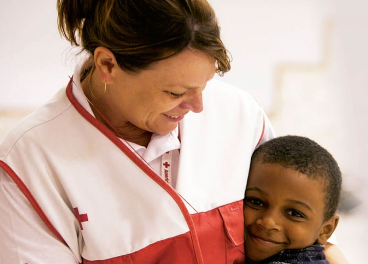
[0,0,344,263]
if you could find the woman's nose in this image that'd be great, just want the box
[179,88,203,113]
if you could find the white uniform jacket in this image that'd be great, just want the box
[0,76,274,263]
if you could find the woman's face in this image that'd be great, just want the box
[108,48,216,136]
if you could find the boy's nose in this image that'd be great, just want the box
[256,211,281,231]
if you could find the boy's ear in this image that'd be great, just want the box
[316,215,339,245]
[94,46,118,84]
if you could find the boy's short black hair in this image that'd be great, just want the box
[251,135,342,221]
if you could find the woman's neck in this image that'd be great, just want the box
[80,72,152,147]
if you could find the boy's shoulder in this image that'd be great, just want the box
[262,245,329,264]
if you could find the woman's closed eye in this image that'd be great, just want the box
[167,91,186,98]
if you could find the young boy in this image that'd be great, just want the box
[244,135,342,263]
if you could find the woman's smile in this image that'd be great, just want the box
[163,112,188,122]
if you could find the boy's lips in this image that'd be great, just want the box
[250,233,287,245]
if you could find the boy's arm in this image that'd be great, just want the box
[324,242,349,264]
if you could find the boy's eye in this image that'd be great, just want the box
[245,197,264,208]
[286,209,306,219]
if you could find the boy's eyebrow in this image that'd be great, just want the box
[287,200,313,212]
[245,186,265,194]
[246,187,315,213]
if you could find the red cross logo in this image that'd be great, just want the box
[74,207,88,230]
[163,162,170,168]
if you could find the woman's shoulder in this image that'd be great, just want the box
[204,79,263,114]
[0,87,72,159]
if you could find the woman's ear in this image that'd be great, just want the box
[94,46,117,84]
[317,215,339,245]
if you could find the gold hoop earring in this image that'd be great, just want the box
[104,83,107,93]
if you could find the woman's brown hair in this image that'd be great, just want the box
[57,0,231,75]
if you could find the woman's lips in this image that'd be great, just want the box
[164,114,185,122]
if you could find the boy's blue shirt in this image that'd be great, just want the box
[247,244,329,264]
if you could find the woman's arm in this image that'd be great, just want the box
[324,242,349,264]
[0,170,79,264]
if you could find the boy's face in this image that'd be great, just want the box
[243,161,331,262]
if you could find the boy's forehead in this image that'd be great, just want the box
[252,160,328,188]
